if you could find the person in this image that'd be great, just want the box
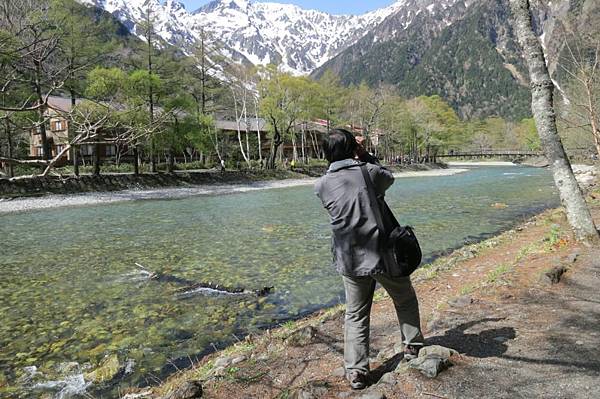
[314,129,424,390]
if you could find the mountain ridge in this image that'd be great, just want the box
[79,0,412,75]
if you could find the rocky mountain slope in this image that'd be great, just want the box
[78,0,586,120]
[312,0,533,119]
[79,0,410,75]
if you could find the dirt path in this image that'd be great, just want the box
[146,190,600,399]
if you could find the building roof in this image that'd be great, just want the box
[46,96,84,112]
[215,118,267,132]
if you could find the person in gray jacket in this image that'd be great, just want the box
[315,129,424,390]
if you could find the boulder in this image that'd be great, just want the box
[84,354,121,383]
[285,326,318,347]
[541,265,568,285]
[162,381,203,399]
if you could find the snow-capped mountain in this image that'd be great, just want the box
[78,0,457,75]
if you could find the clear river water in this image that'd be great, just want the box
[0,165,559,397]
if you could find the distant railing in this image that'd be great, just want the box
[438,149,544,158]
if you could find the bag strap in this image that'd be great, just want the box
[360,164,387,241]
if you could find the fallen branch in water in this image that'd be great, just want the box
[174,282,274,297]
[134,263,159,279]
[132,263,274,297]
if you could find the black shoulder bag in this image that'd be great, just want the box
[360,164,422,276]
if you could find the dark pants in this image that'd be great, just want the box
[342,274,424,375]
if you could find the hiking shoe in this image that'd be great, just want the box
[403,344,422,360]
[347,371,368,390]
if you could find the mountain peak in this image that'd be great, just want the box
[195,0,250,14]
[79,0,433,75]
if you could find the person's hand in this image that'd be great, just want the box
[355,136,367,158]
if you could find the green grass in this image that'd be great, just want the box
[460,283,478,295]
[282,320,297,330]
[485,263,512,284]
[516,242,542,262]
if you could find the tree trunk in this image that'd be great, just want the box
[231,88,251,168]
[584,83,600,158]
[291,131,298,162]
[70,88,79,176]
[133,145,139,175]
[167,149,175,174]
[147,14,156,174]
[92,144,101,176]
[34,62,51,166]
[268,133,282,169]
[301,123,306,163]
[5,117,14,178]
[510,0,599,242]
[254,98,262,162]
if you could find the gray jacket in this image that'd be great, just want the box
[315,159,396,277]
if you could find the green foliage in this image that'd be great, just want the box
[0,0,546,174]
[85,67,128,99]
[186,113,215,155]
[485,263,512,284]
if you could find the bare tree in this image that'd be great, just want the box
[227,65,254,168]
[557,28,600,157]
[139,3,159,173]
[0,0,68,166]
[510,0,599,242]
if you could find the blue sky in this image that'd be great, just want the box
[180,0,396,15]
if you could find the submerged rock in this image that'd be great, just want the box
[84,354,121,383]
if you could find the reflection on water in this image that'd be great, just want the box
[0,166,558,397]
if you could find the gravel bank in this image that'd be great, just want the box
[0,168,469,214]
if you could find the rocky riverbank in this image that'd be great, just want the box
[0,164,461,214]
[0,163,451,200]
[142,183,600,399]
[0,169,302,199]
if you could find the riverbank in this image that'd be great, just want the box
[0,165,467,214]
[145,183,600,399]
[0,163,452,201]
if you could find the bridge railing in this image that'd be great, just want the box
[438,149,543,157]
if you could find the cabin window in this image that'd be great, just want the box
[105,145,116,156]
[35,146,44,156]
[80,144,94,156]
[55,120,63,131]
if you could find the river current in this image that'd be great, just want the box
[0,165,558,397]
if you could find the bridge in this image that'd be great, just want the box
[437,149,543,159]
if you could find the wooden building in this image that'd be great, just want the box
[29,96,121,165]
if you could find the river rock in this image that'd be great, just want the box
[332,367,346,378]
[359,390,386,399]
[290,381,328,399]
[55,362,80,375]
[230,355,246,365]
[162,380,203,399]
[84,354,121,383]
[213,356,232,368]
[541,265,568,285]
[448,295,473,308]
[285,326,317,347]
[566,251,579,264]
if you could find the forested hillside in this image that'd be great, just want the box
[313,0,532,120]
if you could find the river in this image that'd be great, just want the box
[0,165,558,398]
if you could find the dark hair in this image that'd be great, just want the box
[322,128,357,163]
